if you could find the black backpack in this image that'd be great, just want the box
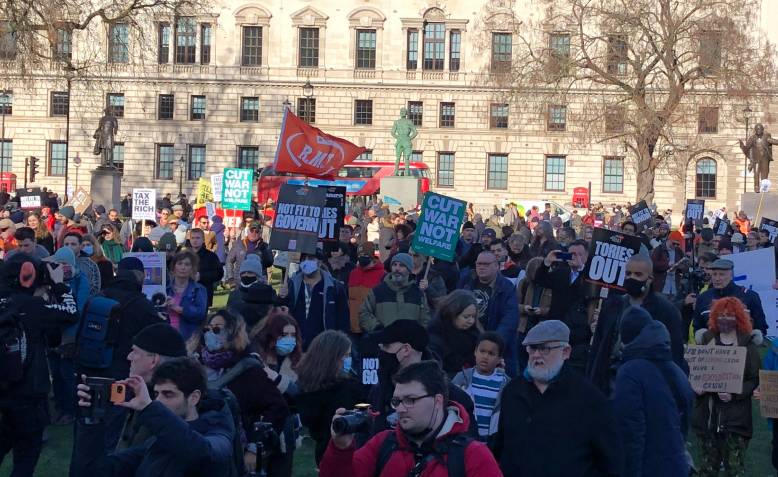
[0,299,27,388]
[374,431,472,477]
[205,388,245,477]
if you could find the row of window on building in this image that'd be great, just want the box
[0,91,726,134]
[0,15,722,76]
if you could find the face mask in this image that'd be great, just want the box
[623,278,648,298]
[358,256,372,267]
[342,356,353,374]
[240,275,257,287]
[82,244,94,257]
[300,259,318,276]
[204,330,227,352]
[717,319,737,334]
[275,336,296,356]
[379,349,400,378]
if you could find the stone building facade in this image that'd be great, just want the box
[0,0,775,213]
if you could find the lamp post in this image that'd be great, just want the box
[63,65,75,199]
[0,89,10,176]
[178,154,185,197]
[303,78,314,99]
[74,153,81,190]
[743,104,752,194]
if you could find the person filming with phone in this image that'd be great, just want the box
[0,253,78,476]
[76,357,235,476]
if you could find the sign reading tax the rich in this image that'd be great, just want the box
[132,188,156,222]
[411,192,467,262]
[584,228,642,290]
[269,184,326,255]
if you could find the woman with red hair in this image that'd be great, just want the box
[691,297,762,476]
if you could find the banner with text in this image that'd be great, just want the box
[65,187,93,215]
[584,228,642,290]
[124,252,167,304]
[195,178,213,207]
[727,247,778,337]
[685,345,747,394]
[760,217,778,242]
[713,217,732,237]
[685,199,705,227]
[132,188,156,222]
[411,192,467,262]
[16,188,43,210]
[211,173,223,202]
[269,184,326,254]
[759,370,778,419]
[629,200,653,229]
[318,186,346,254]
[221,168,254,211]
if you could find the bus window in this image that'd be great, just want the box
[340,166,379,178]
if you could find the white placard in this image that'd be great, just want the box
[211,173,223,202]
[132,188,156,222]
[727,247,776,291]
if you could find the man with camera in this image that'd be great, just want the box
[320,361,501,477]
[76,357,235,476]
[0,253,78,476]
[70,322,186,477]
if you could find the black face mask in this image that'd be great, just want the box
[623,278,648,298]
[240,275,257,287]
[357,256,372,268]
[379,349,400,379]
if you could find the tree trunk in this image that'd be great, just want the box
[635,140,657,204]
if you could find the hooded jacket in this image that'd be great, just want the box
[282,269,349,348]
[319,401,501,477]
[89,398,235,477]
[359,273,431,332]
[692,281,767,335]
[347,259,385,333]
[225,236,273,284]
[691,328,762,439]
[611,320,693,477]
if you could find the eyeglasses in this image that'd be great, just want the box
[526,344,565,356]
[390,394,433,409]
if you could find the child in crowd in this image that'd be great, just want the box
[452,331,510,441]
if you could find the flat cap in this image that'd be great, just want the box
[522,320,570,345]
[709,259,734,270]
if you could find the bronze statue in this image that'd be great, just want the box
[93,108,118,168]
[391,107,418,176]
[739,123,777,193]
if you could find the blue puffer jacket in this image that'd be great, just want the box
[611,320,693,477]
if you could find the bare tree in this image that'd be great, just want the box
[476,0,775,203]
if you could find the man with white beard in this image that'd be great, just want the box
[489,320,623,477]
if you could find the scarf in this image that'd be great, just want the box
[202,348,237,370]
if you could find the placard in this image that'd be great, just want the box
[132,188,156,222]
[16,188,43,210]
[759,370,778,419]
[319,186,346,254]
[685,345,747,394]
[211,173,223,202]
[269,184,326,254]
[65,187,92,214]
[195,177,213,207]
[205,202,216,220]
[221,168,254,211]
[760,217,778,242]
[411,192,467,262]
[124,252,167,303]
[628,200,653,229]
[713,217,732,237]
[583,228,642,290]
[685,199,705,227]
[727,247,777,291]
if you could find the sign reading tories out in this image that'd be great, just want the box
[269,184,326,255]
[686,199,705,227]
[132,188,156,222]
[411,192,467,262]
[221,168,254,211]
[584,228,642,290]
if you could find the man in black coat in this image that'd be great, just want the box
[188,228,224,308]
[587,254,687,396]
[0,254,79,476]
[491,320,623,477]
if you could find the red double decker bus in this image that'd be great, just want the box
[256,160,431,203]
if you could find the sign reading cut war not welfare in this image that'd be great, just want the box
[221,168,253,211]
[411,192,466,262]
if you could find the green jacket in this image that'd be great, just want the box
[359,274,430,331]
[101,239,124,265]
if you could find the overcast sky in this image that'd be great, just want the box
[762,0,778,46]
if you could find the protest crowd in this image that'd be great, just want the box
[2,178,778,477]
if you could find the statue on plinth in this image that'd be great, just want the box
[391,107,418,176]
[93,108,119,168]
[739,123,777,193]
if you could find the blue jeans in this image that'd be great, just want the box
[69,405,127,477]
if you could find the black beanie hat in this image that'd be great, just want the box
[462,221,475,230]
[133,323,187,357]
[619,306,652,345]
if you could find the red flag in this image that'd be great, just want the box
[273,109,367,179]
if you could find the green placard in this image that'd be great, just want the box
[221,168,254,211]
[411,192,467,261]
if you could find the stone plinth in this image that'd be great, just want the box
[380,176,422,212]
[90,167,122,212]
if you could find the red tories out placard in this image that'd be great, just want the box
[273,109,367,179]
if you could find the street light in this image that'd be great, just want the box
[743,104,753,194]
[74,153,81,190]
[303,78,314,99]
[178,154,185,197]
[0,89,11,176]
[63,65,75,198]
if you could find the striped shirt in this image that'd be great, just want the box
[467,369,507,439]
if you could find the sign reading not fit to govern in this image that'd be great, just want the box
[221,168,254,211]
[412,192,467,262]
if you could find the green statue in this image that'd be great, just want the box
[391,107,418,176]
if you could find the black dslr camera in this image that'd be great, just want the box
[247,421,280,477]
[332,404,373,435]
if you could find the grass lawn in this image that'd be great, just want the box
[2,281,776,475]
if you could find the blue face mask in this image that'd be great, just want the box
[342,356,353,374]
[300,259,319,275]
[82,244,94,257]
[275,336,297,356]
[204,330,227,352]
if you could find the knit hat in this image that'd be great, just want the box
[619,306,653,345]
[118,256,144,273]
[52,247,76,269]
[240,254,264,276]
[95,205,106,214]
[157,233,178,253]
[357,242,376,257]
[59,206,75,220]
[730,233,744,244]
[462,221,475,230]
[132,323,187,357]
[390,252,413,272]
